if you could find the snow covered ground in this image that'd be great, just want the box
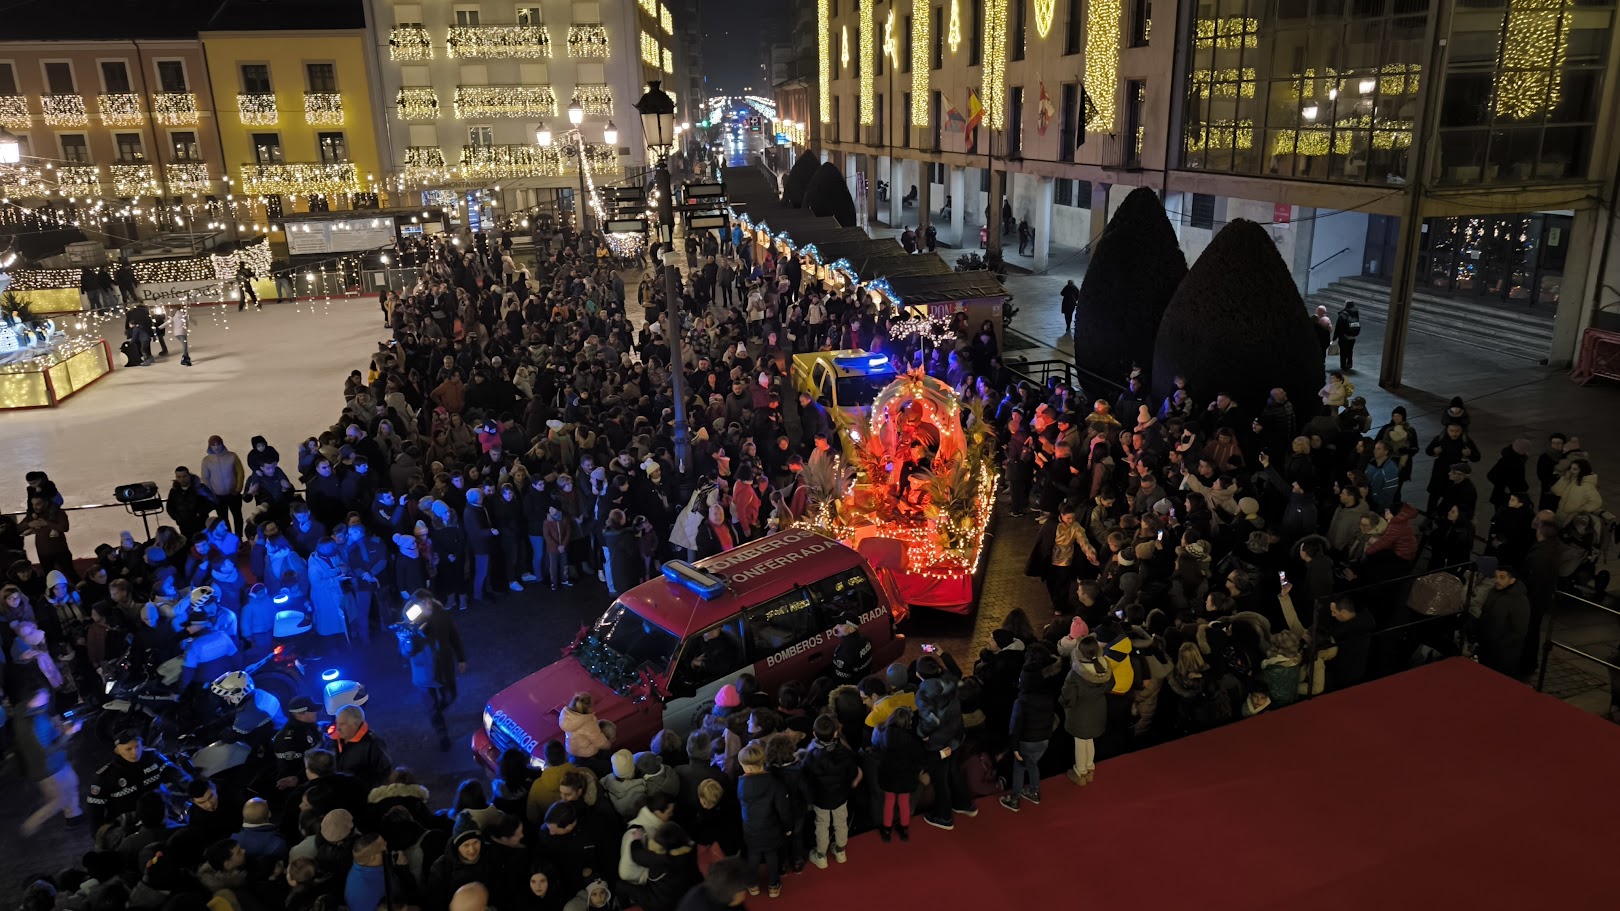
[1,297,386,548]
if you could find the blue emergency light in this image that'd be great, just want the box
[833,353,892,374]
[321,668,342,682]
[272,592,290,604]
[662,561,727,600]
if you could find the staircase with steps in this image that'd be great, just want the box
[1306,276,1555,363]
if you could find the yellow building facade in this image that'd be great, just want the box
[198,29,387,217]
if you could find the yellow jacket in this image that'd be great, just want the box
[1104,635,1135,694]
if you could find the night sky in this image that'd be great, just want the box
[698,0,789,96]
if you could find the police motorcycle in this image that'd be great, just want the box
[182,665,369,792]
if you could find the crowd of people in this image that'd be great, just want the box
[1,189,1612,911]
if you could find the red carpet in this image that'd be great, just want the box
[774,659,1618,910]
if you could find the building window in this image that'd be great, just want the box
[241,64,271,94]
[115,132,145,162]
[306,63,337,93]
[875,29,884,76]
[454,8,480,26]
[875,92,884,142]
[156,61,188,93]
[903,16,913,72]
[516,6,541,26]
[468,125,493,146]
[1129,0,1150,47]
[902,92,912,147]
[931,90,942,148]
[1008,85,1023,156]
[1055,179,1073,206]
[1013,0,1027,61]
[317,131,348,163]
[1064,0,1080,55]
[170,131,200,160]
[101,61,132,93]
[931,5,943,69]
[980,169,989,191]
[0,63,16,94]
[1074,179,1091,208]
[60,134,90,163]
[969,0,982,66]
[832,95,841,142]
[1059,82,1078,161]
[1124,80,1145,166]
[251,132,283,164]
[44,61,75,94]
[1189,193,1215,229]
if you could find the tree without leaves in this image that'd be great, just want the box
[1073,187,1187,378]
[782,153,820,208]
[1151,218,1324,423]
[803,162,858,227]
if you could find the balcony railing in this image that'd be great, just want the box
[0,94,28,128]
[153,93,199,126]
[445,24,552,58]
[459,143,562,179]
[566,25,611,57]
[55,165,101,189]
[165,161,213,194]
[97,93,143,126]
[42,94,88,126]
[453,85,556,119]
[237,93,278,125]
[573,84,613,115]
[239,161,361,197]
[402,146,449,181]
[389,25,433,60]
[110,163,159,197]
[304,92,345,125]
[396,87,439,121]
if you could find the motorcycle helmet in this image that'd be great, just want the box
[210,670,255,706]
[190,586,217,612]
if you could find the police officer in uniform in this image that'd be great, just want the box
[271,695,322,790]
[830,613,873,683]
[87,730,186,829]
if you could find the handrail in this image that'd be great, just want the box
[1310,246,1352,272]
[1535,590,1620,693]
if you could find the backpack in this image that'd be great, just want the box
[1341,310,1362,338]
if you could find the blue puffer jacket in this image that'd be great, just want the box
[915,676,964,753]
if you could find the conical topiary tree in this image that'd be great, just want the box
[803,162,858,227]
[1073,187,1187,378]
[782,153,820,207]
[1151,219,1323,424]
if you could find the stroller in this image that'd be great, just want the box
[1555,511,1616,598]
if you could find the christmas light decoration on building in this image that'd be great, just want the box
[395,88,439,121]
[41,95,88,127]
[0,95,28,129]
[165,162,211,193]
[567,25,611,57]
[859,0,875,125]
[1495,0,1569,119]
[573,84,614,115]
[1085,0,1121,131]
[911,7,930,125]
[842,24,851,67]
[389,25,433,59]
[458,144,562,179]
[1193,17,1258,48]
[984,0,1007,128]
[109,164,159,197]
[641,31,661,67]
[1268,126,1350,157]
[304,93,345,125]
[1034,0,1056,37]
[1185,120,1254,152]
[1379,63,1421,96]
[402,146,448,181]
[639,0,656,15]
[152,93,199,126]
[453,85,557,119]
[663,48,674,74]
[446,25,553,58]
[240,162,361,196]
[948,0,962,52]
[818,0,831,123]
[1191,68,1256,98]
[237,92,279,125]
[55,166,101,191]
[97,93,143,126]
[660,4,673,34]
[883,9,897,66]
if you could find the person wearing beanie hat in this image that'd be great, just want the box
[429,502,471,612]
[427,812,488,909]
[713,683,742,711]
[602,748,648,817]
[1423,420,1479,515]
[320,807,356,844]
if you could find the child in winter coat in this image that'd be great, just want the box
[1058,637,1113,786]
[736,743,792,898]
[870,706,926,841]
[559,693,612,764]
[801,714,862,867]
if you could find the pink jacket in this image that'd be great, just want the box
[559,707,611,758]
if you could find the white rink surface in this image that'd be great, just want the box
[1,297,387,548]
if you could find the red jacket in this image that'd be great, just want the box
[1366,504,1419,561]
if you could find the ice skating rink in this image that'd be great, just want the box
[1,297,387,547]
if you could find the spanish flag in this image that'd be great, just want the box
[965,89,985,152]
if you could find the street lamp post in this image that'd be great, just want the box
[535,100,605,241]
[635,81,691,494]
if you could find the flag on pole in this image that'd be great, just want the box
[1037,81,1055,136]
[965,89,985,152]
[942,92,967,132]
